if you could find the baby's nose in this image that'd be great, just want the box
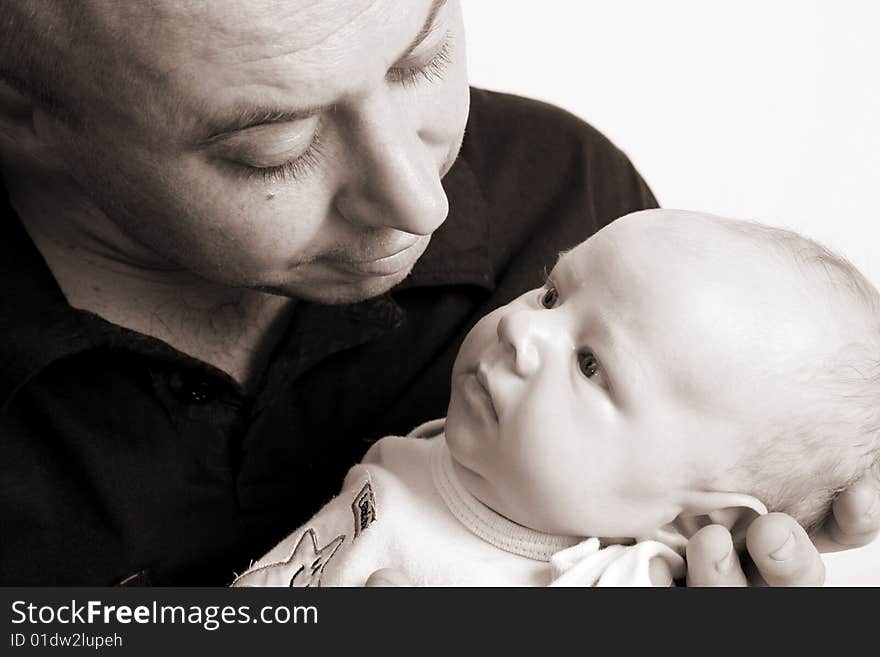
[496,311,542,377]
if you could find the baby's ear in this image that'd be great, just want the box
[676,491,768,545]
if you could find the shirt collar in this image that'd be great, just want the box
[430,433,582,561]
[0,151,494,409]
[0,185,110,409]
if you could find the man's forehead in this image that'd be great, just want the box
[67,0,446,136]
[159,0,379,57]
[40,1,382,86]
[97,0,436,68]
[93,0,375,41]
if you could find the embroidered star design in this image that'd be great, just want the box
[288,529,345,587]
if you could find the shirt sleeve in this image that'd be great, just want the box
[231,465,379,587]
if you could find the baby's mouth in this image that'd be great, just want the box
[475,365,499,422]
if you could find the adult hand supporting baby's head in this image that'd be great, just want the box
[685,468,880,586]
[821,468,880,551]
[686,516,822,586]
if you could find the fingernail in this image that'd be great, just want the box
[769,532,796,562]
[714,547,734,573]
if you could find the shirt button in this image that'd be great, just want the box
[168,372,217,404]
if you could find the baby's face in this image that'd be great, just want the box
[445,210,844,538]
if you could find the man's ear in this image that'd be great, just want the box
[676,491,768,545]
[0,80,65,169]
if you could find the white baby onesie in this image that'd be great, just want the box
[232,420,685,587]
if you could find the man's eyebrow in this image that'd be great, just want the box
[398,0,449,61]
[195,106,325,145]
[194,0,448,144]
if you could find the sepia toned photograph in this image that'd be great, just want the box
[1,0,878,598]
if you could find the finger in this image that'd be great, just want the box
[364,568,412,587]
[745,513,825,587]
[825,474,880,549]
[649,557,674,587]
[686,524,748,587]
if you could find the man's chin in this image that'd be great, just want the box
[260,266,414,305]
[259,235,432,304]
[311,269,412,305]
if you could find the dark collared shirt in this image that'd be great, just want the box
[0,89,657,585]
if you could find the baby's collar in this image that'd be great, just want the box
[430,435,582,561]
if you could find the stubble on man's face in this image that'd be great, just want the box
[42,0,470,304]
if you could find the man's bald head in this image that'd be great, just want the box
[1,1,408,131]
[1,1,206,128]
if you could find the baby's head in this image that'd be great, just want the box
[445,209,880,541]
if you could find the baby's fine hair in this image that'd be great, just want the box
[718,218,880,535]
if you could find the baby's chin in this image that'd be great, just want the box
[443,400,477,467]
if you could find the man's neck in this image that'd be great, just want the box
[6,172,295,389]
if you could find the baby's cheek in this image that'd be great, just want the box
[456,315,500,365]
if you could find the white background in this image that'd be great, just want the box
[463,0,880,585]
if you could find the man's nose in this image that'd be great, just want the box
[496,310,546,377]
[334,93,449,236]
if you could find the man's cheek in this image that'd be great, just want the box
[435,68,469,148]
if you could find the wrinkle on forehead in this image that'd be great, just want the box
[90,0,383,74]
[58,0,429,136]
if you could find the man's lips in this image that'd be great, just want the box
[322,238,426,277]
[348,240,418,264]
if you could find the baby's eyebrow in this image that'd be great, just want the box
[555,248,572,264]
[548,249,576,282]
[542,249,572,283]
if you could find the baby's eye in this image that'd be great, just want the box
[540,285,559,309]
[578,350,600,379]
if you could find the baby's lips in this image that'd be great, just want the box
[475,362,492,393]
[474,362,499,420]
